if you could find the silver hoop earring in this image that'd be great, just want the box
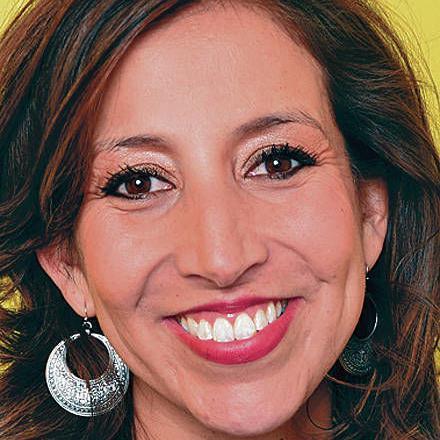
[338,267,378,376]
[45,310,129,417]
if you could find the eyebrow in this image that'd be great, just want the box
[94,110,326,153]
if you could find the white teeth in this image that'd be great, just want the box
[179,299,289,342]
[213,318,235,342]
[187,317,199,336]
[266,301,276,323]
[275,301,282,318]
[197,319,213,340]
[179,316,189,332]
[233,312,256,340]
[253,309,268,331]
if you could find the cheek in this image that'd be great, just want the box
[263,175,364,358]
[301,191,360,280]
[265,175,362,281]
[76,207,166,309]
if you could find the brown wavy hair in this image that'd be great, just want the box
[0,0,438,438]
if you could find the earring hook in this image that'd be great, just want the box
[82,301,92,335]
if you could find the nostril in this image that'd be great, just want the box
[176,243,269,291]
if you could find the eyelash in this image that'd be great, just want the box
[99,164,169,200]
[99,143,318,200]
[247,143,318,180]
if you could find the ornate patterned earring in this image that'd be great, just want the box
[338,266,378,376]
[45,304,129,416]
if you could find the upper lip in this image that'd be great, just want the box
[173,295,291,316]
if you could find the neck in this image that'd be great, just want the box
[132,380,333,440]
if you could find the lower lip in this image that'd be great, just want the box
[163,297,303,365]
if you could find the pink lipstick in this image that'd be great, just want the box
[163,297,303,365]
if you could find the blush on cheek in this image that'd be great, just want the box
[77,211,153,307]
[300,206,358,278]
[265,180,360,283]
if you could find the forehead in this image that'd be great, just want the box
[95,2,339,148]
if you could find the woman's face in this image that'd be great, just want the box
[41,3,387,438]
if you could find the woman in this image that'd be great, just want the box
[0,0,438,438]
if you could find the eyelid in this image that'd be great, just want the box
[98,143,318,200]
[245,142,318,175]
[99,163,172,200]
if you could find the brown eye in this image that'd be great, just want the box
[124,174,151,195]
[101,165,173,200]
[247,143,316,180]
[264,155,295,174]
[249,152,301,178]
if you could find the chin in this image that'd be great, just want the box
[189,397,297,437]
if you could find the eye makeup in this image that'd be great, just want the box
[246,142,318,180]
[98,163,172,200]
[98,142,318,200]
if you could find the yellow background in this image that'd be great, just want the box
[0,0,439,144]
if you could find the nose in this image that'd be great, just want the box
[174,180,269,289]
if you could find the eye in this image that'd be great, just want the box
[100,164,173,200]
[246,143,317,180]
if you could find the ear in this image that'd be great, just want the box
[36,244,96,317]
[359,178,388,269]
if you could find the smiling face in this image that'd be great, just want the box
[38,2,388,438]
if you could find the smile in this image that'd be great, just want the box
[163,297,303,365]
[176,299,288,342]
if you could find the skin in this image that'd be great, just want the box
[38,3,388,439]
